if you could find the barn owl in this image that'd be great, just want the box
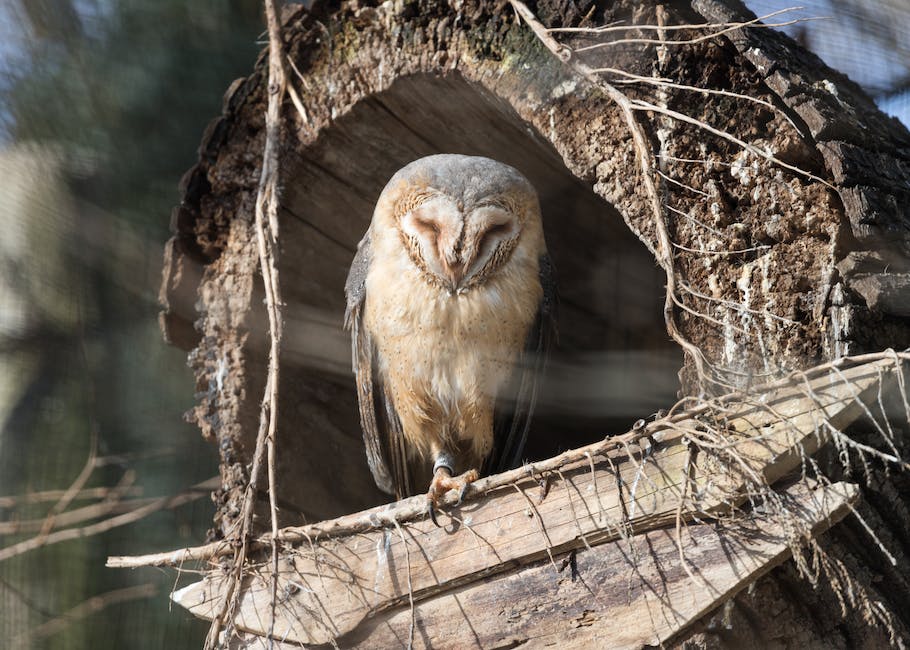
[344,154,557,522]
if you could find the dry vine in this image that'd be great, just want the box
[202,1,288,648]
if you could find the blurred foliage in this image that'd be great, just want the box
[0,1,260,648]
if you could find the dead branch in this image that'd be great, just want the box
[0,477,215,536]
[0,486,143,509]
[39,427,98,537]
[17,583,157,644]
[0,477,217,563]
[204,1,288,648]
[1,498,153,537]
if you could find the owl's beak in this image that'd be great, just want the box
[442,260,465,293]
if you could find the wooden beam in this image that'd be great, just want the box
[175,481,858,647]
[170,357,894,645]
[334,481,859,649]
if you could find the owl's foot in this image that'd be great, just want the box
[425,467,479,527]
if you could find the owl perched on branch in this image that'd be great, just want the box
[345,154,557,523]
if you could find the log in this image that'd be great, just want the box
[329,481,858,649]
[153,0,910,645]
[838,251,910,318]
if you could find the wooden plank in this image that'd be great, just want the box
[175,480,858,648]
[337,480,859,649]
[171,358,893,644]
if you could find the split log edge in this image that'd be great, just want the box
[178,480,858,649]
[161,356,898,646]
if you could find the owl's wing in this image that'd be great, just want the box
[486,254,559,475]
[344,232,413,499]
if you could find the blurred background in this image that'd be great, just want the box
[0,1,906,649]
[0,1,260,648]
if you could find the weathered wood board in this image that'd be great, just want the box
[334,481,858,649]
[178,481,857,649]
[171,358,896,645]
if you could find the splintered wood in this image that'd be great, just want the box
[199,481,857,650]
[169,356,899,646]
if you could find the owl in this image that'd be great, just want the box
[344,154,557,522]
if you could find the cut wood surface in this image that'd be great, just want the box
[335,481,858,649]
[175,481,858,648]
[170,357,893,645]
[182,481,858,649]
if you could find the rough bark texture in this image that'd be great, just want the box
[160,0,910,646]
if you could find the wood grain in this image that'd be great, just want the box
[175,480,858,648]
[172,358,889,645]
[338,481,859,649]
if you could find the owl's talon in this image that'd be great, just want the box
[426,499,440,527]
[426,467,479,518]
[456,469,479,504]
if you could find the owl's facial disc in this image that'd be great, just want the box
[400,195,520,293]
[460,204,520,288]
[400,195,465,291]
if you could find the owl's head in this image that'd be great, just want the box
[373,154,544,294]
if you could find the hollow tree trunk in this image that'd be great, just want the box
[159,0,910,646]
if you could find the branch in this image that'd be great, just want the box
[203,1,288,647]
[0,477,217,562]
[17,583,157,644]
[0,486,143,509]
[0,477,216,536]
[39,425,98,537]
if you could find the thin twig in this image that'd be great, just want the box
[2,472,139,536]
[572,10,825,52]
[658,169,711,197]
[205,2,288,648]
[0,486,143,509]
[392,520,415,650]
[545,8,810,33]
[511,483,559,572]
[628,97,832,187]
[39,427,98,539]
[590,67,778,111]
[17,583,158,644]
[0,478,216,562]
[0,477,215,537]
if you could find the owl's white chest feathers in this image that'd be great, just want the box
[363,239,542,447]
